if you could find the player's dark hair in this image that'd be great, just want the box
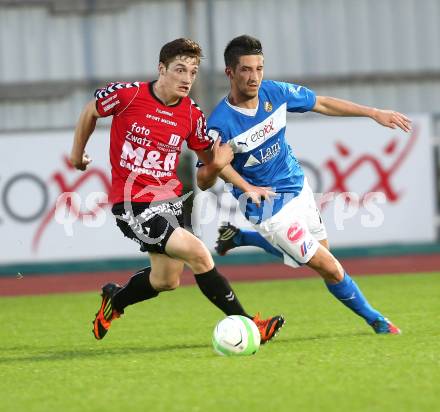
[159,38,203,67]
[224,35,263,69]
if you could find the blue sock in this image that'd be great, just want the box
[326,272,382,324]
[234,229,283,259]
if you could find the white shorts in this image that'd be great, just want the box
[253,178,327,268]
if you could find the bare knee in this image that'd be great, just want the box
[150,269,181,292]
[307,246,344,284]
[165,229,214,273]
[152,277,180,291]
[185,246,214,274]
[319,238,330,250]
[320,264,343,284]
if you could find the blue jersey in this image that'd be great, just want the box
[207,80,316,223]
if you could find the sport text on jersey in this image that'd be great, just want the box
[146,109,178,127]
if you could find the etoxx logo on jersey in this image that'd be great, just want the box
[250,118,274,142]
[236,119,274,148]
[230,103,287,153]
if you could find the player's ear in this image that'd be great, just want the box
[225,67,233,79]
[158,62,166,76]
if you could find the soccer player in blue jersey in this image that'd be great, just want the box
[197,35,411,334]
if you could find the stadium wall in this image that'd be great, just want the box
[0,115,437,275]
[1,0,439,277]
[1,0,440,130]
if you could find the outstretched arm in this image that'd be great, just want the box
[70,99,101,171]
[219,165,275,207]
[312,96,412,132]
[196,138,234,190]
[196,151,274,207]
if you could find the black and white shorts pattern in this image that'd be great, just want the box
[112,200,184,254]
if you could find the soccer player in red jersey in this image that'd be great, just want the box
[70,38,284,342]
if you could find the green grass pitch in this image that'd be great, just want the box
[1,273,439,412]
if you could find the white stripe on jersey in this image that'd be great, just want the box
[229,103,287,153]
[190,98,202,112]
[94,81,140,99]
[190,98,210,142]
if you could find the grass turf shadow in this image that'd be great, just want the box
[0,342,212,364]
[0,331,374,364]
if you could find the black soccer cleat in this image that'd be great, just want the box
[215,223,239,256]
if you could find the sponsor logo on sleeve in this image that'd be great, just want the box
[103,100,120,112]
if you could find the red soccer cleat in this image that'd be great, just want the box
[92,283,123,340]
[252,313,285,344]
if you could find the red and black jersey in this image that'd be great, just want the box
[95,81,211,204]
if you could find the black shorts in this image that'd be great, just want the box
[112,200,184,254]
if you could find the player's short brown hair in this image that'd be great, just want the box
[159,38,203,67]
[224,35,263,69]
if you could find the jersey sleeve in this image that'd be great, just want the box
[94,81,140,117]
[276,81,316,113]
[187,102,212,151]
[195,126,225,168]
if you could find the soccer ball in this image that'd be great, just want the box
[212,315,261,356]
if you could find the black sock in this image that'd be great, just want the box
[112,267,159,312]
[194,267,251,318]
